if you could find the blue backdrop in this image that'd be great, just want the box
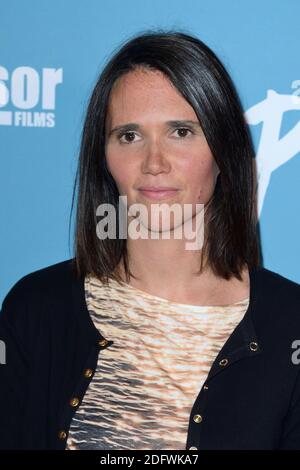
[1,0,299,305]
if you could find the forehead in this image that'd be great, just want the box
[106,68,196,125]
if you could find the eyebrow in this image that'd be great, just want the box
[107,120,202,138]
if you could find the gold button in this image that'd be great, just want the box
[203,384,209,390]
[58,430,67,440]
[249,341,259,351]
[99,338,108,347]
[69,397,80,407]
[219,358,229,366]
[83,368,93,378]
[189,446,198,450]
[193,414,203,423]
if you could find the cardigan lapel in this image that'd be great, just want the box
[204,264,263,383]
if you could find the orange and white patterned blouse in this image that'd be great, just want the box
[66,273,249,450]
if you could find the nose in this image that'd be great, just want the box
[141,138,171,175]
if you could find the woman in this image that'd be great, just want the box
[0,30,300,451]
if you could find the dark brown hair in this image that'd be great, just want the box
[69,28,262,284]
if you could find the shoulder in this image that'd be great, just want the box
[0,258,81,332]
[252,265,300,335]
[1,258,78,307]
[0,258,84,357]
[254,265,300,304]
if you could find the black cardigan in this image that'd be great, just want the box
[0,258,300,450]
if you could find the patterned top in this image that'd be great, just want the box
[66,273,250,450]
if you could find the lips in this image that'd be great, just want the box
[138,187,179,200]
[138,187,179,191]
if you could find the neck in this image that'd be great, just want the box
[115,239,250,307]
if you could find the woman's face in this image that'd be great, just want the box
[104,67,220,233]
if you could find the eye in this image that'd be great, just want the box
[118,131,141,144]
[117,127,194,144]
[173,127,194,138]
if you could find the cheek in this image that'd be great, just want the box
[106,149,135,192]
[181,153,218,201]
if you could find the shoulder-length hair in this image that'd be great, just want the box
[69,29,262,284]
